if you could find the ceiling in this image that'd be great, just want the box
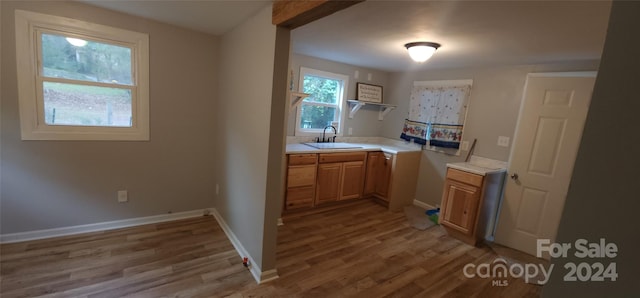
[291,0,612,72]
[81,1,612,73]
[82,0,270,36]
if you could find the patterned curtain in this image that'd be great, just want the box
[400,84,471,148]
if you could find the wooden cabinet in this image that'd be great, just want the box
[441,179,480,235]
[284,154,317,210]
[375,153,392,200]
[364,152,393,201]
[363,152,380,196]
[340,161,365,200]
[284,150,421,213]
[364,151,420,211]
[315,153,366,205]
[440,167,505,246]
[315,163,342,204]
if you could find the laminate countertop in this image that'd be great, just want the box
[286,142,421,155]
[446,156,508,176]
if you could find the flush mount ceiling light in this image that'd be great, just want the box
[405,42,441,62]
[66,37,88,47]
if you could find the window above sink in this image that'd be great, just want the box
[294,67,349,136]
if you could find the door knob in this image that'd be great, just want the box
[510,173,519,180]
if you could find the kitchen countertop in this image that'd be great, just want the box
[286,142,421,155]
[446,156,508,176]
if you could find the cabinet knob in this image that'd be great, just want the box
[510,173,519,180]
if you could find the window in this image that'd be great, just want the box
[15,10,149,140]
[401,80,473,154]
[295,67,349,136]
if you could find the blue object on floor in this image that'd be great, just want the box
[426,208,440,216]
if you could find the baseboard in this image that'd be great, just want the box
[413,199,436,210]
[260,268,279,283]
[0,208,213,244]
[211,208,279,284]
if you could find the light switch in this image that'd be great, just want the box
[497,136,510,147]
[348,127,353,135]
[461,141,470,151]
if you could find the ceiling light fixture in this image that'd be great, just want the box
[405,42,441,63]
[66,37,88,47]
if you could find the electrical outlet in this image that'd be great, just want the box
[348,127,353,135]
[117,190,128,203]
[497,136,510,147]
[215,184,219,195]
[367,73,372,81]
[354,70,359,79]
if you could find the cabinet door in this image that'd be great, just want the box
[340,161,365,200]
[441,180,480,235]
[364,152,381,196]
[315,163,342,205]
[375,153,393,200]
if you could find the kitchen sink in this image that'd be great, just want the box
[303,142,363,150]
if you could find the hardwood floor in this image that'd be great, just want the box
[1,200,542,297]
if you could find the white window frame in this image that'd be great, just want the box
[295,67,349,136]
[413,79,473,156]
[15,10,150,141]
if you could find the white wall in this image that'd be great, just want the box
[214,5,277,272]
[382,62,600,207]
[287,54,390,137]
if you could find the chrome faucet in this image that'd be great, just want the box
[321,125,337,143]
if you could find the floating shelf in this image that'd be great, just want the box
[290,91,310,109]
[347,100,397,120]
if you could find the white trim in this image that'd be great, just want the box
[0,208,212,244]
[295,67,349,137]
[211,209,279,284]
[413,79,473,88]
[15,10,150,141]
[413,200,436,210]
[260,269,279,283]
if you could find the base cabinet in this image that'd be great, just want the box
[364,151,420,211]
[364,152,392,201]
[340,161,366,200]
[284,154,317,210]
[363,152,380,196]
[440,167,505,245]
[441,180,480,235]
[315,163,342,204]
[375,153,392,200]
[315,153,366,205]
[284,150,420,212]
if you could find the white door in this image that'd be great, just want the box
[494,73,596,257]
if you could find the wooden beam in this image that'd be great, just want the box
[272,0,364,29]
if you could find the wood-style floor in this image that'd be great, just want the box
[0,200,542,297]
